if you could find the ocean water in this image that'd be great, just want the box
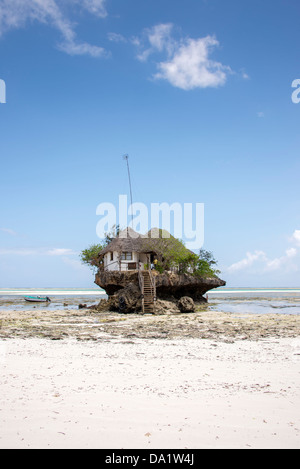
[0,287,299,315]
[0,288,107,311]
[207,287,300,315]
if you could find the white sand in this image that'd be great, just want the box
[0,336,299,449]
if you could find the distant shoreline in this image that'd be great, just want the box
[1,288,300,316]
[1,287,300,296]
[0,290,106,296]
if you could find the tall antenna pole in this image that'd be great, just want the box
[123,154,134,228]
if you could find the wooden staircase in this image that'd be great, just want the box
[139,270,156,314]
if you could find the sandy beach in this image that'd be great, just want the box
[0,307,299,449]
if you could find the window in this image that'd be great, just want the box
[110,252,113,261]
[121,252,132,260]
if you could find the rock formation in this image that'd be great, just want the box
[177,296,195,313]
[94,270,226,314]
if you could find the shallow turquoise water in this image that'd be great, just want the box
[0,287,299,315]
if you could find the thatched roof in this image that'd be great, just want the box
[98,227,193,258]
[99,227,149,256]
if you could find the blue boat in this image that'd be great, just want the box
[24,296,51,303]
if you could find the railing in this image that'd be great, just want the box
[149,271,156,301]
[103,260,137,272]
[104,260,119,270]
[138,269,144,313]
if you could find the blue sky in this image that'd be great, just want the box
[0,0,299,287]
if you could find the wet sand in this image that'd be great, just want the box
[0,308,299,449]
[0,307,299,342]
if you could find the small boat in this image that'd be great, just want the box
[24,296,51,303]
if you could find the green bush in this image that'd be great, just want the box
[79,244,104,270]
[80,226,221,278]
[79,224,120,270]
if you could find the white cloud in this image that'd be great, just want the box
[59,39,106,57]
[0,0,107,57]
[286,247,298,257]
[108,32,127,43]
[147,23,174,54]
[0,248,39,256]
[0,247,77,256]
[134,24,174,62]
[265,248,298,272]
[46,248,77,256]
[78,0,107,18]
[227,250,267,273]
[241,70,250,80]
[155,36,231,90]
[227,231,300,275]
[0,228,17,236]
[290,230,300,247]
[134,24,232,90]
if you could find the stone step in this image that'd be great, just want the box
[140,271,155,313]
